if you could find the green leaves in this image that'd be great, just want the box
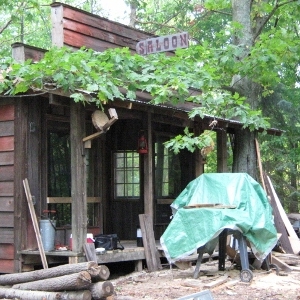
[164,128,215,154]
[0,41,269,131]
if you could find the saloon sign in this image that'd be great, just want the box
[136,32,189,55]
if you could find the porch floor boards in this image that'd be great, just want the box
[18,240,163,268]
[18,240,216,272]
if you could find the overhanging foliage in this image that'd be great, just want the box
[0,44,269,132]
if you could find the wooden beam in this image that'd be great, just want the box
[144,112,153,218]
[157,199,174,205]
[11,43,46,63]
[139,214,162,272]
[264,175,295,254]
[70,102,87,253]
[47,197,101,204]
[271,256,292,273]
[194,125,204,177]
[82,117,117,143]
[266,175,300,254]
[51,4,64,47]
[217,129,228,173]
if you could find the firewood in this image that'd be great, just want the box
[12,271,91,291]
[89,281,114,299]
[0,287,92,300]
[92,265,110,282]
[0,261,97,285]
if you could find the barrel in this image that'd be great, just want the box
[40,219,56,251]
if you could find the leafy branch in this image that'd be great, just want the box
[0,43,271,132]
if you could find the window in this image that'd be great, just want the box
[48,132,71,227]
[155,136,181,198]
[114,151,140,198]
[47,128,99,227]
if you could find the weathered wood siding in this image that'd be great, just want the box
[11,43,46,63]
[51,2,153,52]
[0,102,15,273]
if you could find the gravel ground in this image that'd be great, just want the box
[110,260,300,300]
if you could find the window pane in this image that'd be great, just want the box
[116,184,125,197]
[133,184,140,197]
[116,157,125,168]
[114,151,140,198]
[133,170,139,183]
[155,137,181,198]
[116,171,124,183]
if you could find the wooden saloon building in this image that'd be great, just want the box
[0,2,281,274]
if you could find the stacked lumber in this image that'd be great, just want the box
[255,141,300,255]
[0,261,114,300]
[264,174,300,255]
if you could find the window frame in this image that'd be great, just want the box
[113,150,140,200]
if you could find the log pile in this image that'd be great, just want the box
[0,261,114,300]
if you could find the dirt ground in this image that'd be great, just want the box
[110,260,300,300]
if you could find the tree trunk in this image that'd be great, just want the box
[89,281,114,299]
[0,287,92,300]
[129,1,137,27]
[12,271,91,291]
[0,261,98,285]
[232,128,258,179]
[231,0,261,176]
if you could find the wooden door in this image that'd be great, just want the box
[106,119,144,240]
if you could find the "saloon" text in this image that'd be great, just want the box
[136,32,189,55]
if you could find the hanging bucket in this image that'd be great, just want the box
[40,219,56,251]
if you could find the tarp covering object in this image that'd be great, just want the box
[160,173,278,263]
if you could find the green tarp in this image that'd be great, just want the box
[160,173,278,263]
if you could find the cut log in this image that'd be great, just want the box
[0,287,92,300]
[89,281,114,300]
[12,271,91,291]
[92,265,110,282]
[0,261,98,285]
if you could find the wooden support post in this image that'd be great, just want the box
[70,101,87,254]
[135,260,143,272]
[217,130,228,173]
[194,125,204,177]
[143,112,153,218]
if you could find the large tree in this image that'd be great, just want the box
[131,0,300,180]
[1,0,300,183]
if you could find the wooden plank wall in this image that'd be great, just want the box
[11,43,46,63]
[0,101,15,273]
[51,2,153,52]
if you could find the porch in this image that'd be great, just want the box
[18,240,207,273]
[19,241,157,271]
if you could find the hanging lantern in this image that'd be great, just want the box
[137,130,148,154]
